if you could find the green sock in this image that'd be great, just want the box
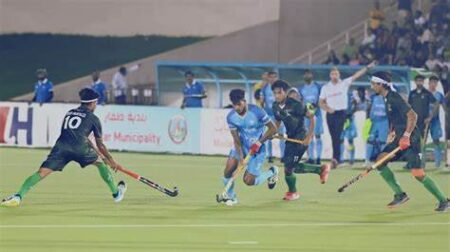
[379,166,404,195]
[285,174,297,192]
[97,163,118,195]
[17,172,42,198]
[294,163,321,174]
[420,176,447,203]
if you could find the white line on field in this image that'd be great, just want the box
[0,222,449,228]
[228,241,259,245]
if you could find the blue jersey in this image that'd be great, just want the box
[299,82,322,116]
[430,91,444,123]
[183,81,205,108]
[369,94,387,122]
[261,83,275,116]
[227,104,271,150]
[92,81,107,104]
[34,80,53,103]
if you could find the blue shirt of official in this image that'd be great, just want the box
[34,79,53,103]
[183,81,205,108]
[92,81,108,104]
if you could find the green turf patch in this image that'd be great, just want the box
[0,148,449,251]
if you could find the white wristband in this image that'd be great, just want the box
[403,132,411,137]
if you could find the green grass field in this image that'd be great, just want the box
[0,147,449,251]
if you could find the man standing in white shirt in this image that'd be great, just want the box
[319,62,376,164]
[112,64,139,104]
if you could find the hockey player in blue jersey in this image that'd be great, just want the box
[260,71,285,163]
[340,87,369,165]
[365,93,389,167]
[427,76,445,168]
[299,70,323,164]
[220,89,279,206]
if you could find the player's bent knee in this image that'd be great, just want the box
[243,174,255,186]
[411,169,426,181]
[38,167,53,178]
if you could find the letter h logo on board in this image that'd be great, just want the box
[0,106,33,145]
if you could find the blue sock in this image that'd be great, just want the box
[222,177,236,199]
[254,169,275,186]
[266,140,273,158]
[316,138,322,160]
[279,140,285,158]
[434,143,441,167]
[366,143,374,163]
[340,142,345,162]
[307,139,315,160]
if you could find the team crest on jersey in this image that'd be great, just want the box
[168,115,188,144]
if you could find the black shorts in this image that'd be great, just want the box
[283,141,308,168]
[41,144,99,171]
[382,130,422,169]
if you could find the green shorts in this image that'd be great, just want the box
[41,144,99,171]
[381,130,422,169]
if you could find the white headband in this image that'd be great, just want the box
[371,76,396,91]
[81,98,98,103]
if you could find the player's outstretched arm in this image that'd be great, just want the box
[95,137,119,170]
[351,61,377,82]
[259,121,277,144]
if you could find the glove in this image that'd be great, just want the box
[399,136,410,150]
[249,141,262,154]
[306,103,316,115]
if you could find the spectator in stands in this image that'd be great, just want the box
[342,38,358,63]
[413,10,426,28]
[112,64,140,105]
[397,0,412,18]
[425,54,442,71]
[91,71,107,105]
[181,71,207,109]
[369,0,385,32]
[429,0,448,26]
[324,50,340,65]
[319,62,376,164]
[361,29,376,49]
[32,68,53,104]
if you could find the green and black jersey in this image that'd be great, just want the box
[408,88,436,121]
[382,90,423,169]
[55,105,102,150]
[41,105,102,171]
[385,90,417,136]
[272,97,307,139]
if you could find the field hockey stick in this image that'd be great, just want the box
[273,135,308,145]
[216,152,253,202]
[338,147,401,193]
[89,141,179,197]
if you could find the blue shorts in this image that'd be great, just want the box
[368,119,389,143]
[305,113,323,135]
[229,147,266,176]
[430,119,443,140]
[341,120,357,140]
